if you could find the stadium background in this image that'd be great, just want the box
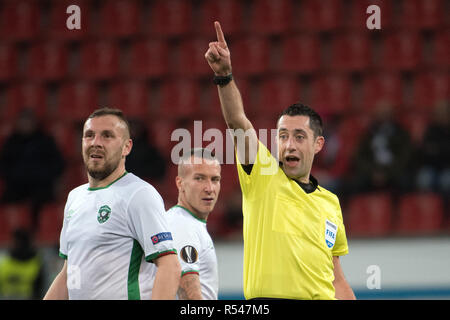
[0,0,448,299]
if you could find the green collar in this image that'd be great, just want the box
[172,205,207,224]
[87,171,128,191]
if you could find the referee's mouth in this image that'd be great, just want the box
[284,155,300,167]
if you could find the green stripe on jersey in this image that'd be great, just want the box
[128,239,143,300]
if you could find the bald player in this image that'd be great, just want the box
[166,149,220,300]
[44,107,180,300]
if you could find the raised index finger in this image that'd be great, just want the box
[214,21,226,45]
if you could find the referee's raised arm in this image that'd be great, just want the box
[205,21,258,165]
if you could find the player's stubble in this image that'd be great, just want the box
[83,145,124,181]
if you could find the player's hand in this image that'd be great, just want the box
[205,21,232,76]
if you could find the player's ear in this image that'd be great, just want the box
[175,175,183,192]
[122,138,133,157]
[314,136,325,155]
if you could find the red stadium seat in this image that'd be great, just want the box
[127,39,169,79]
[254,76,301,119]
[309,75,352,116]
[0,0,40,41]
[432,31,449,69]
[107,81,150,118]
[36,203,64,245]
[97,0,140,38]
[27,42,69,81]
[173,37,212,78]
[278,34,320,74]
[345,0,393,31]
[231,37,271,77]
[3,83,48,121]
[395,193,444,235]
[346,193,393,237]
[148,0,193,38]
[412,72,449,112]
[398,0,445,30]
[296,0,343,32]
[248,0,293,35]
[157,80,201,120]
[197,0,243,38]
[0,44,18,81]
[0,212,11,245]
[78,41,120,80]
[57,81,99,121]
[149,119,179,155]
[379,32,423,71]
[201,78,252,119]
[46,0,91,41]
[359,73,403,113]
[48,122,80,159]
[329,33,371,72]
[0,204,32,245]
[217,164,239,199]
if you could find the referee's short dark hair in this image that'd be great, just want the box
[277,103,324,138]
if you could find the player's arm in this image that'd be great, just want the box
[178,273,203,300]
[205,21,258,165]
[43,260,68,300]
[332,256,356,300]
[152,253,181,300]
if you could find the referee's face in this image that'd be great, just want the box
[277,115,324,183]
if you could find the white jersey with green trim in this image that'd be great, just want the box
[59,172,176,300]
[166,205,218,300]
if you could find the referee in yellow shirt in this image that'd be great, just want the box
[205,22,356,300]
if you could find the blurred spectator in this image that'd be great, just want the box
[0,108,65,229]
[0,229,45,299]
[313,115,345,194]
[125,119,166,183]
[347,103,414,194]
[415,102,450,196]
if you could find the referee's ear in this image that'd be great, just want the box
[314,136,325,155]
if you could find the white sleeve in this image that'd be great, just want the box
[59,192,72,260]
[170,219,201,276]
[127,186,177,263]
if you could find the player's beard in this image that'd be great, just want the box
[84,148,123,181]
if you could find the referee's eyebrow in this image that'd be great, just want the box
[278,127,309,137]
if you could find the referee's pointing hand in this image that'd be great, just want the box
[205,21,232,76]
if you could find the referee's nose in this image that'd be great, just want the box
[286,135,297,152]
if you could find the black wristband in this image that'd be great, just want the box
[213,73,233,86]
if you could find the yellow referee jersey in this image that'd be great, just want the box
[237,141,349,300]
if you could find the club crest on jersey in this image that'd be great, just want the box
[97,205,111,224]
[325,219,338,249]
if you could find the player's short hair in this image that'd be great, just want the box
[277,103,323,138]
[178,148,218,164]
[177,148,220,177]
[87,107,131,139]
